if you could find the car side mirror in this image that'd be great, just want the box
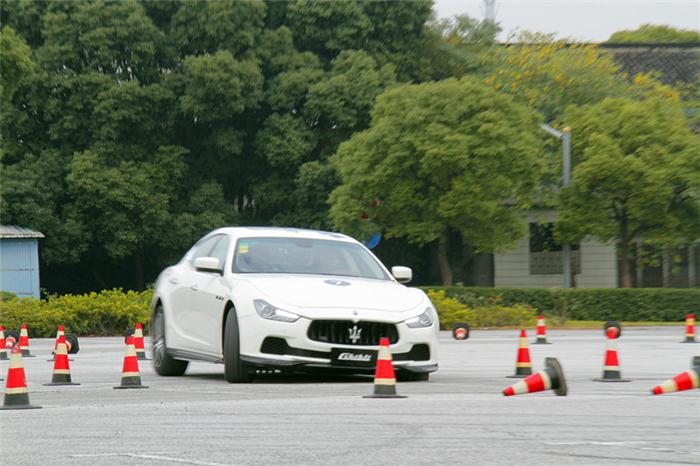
[194,257,222,275]
[391,266,412,284]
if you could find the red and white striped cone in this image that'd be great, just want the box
[0,326,8,361]
[47,325,73,361]
[681,314,696,343]
[507,329,533,378]
[44,336,80,386]
[503,357,567,396]
[1,346,41,410]
[114,336,148,389]
[363,337,406,398]
[133,323,149,360]
[18,324,35,358]
[651,358,700,395]
[594,327,630,382]
[533,315,551,345]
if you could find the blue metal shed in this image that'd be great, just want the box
[0,225,44,299]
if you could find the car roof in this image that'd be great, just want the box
[208,226,356,243]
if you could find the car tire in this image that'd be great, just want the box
[397,372,430,382]
[223,308,252,383]
[151,305,188,376]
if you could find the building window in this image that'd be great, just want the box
[529,223,581,275]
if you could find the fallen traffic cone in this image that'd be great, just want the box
[0,346,41,410]
[363,337,406,398]
[452,323,470,340]
[594,327,629,382]
[503,357,567,396]
[507,329,533,378]
[18,324,35,357]
[650,358,700,395]
[133,323,149,360]
[44,336,79,386]
[0,326,8,360]
[532,315,551,345]
[114,336,148,389]
[681,314,697,343]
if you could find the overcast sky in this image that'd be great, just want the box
[434,1,700,42]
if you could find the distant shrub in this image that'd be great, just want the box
[0,291,17,302]
[427,289,534,329]
[0,289,152,337]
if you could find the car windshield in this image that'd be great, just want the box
[232,237,390,280]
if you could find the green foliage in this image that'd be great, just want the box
[0,289,152,337]
[432,286,700,322]
[329,76,542,283]
[0,291,18,302]
[557,97,700,286]
[608,24,700,44]
[426,289,534,329]
[0,26,34,104]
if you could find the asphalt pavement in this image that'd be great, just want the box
[1,327,699,465]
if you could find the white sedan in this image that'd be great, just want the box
[150,227,439,382]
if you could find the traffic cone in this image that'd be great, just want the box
[114,336,148,389]
[48,325,68,361]
[507,329,533,378]
[503,357,567,396]
[0,346,41,410]
[18,324,34,357]
[0,326,8,360]
[681,314,697,343]
[133,323,149,360]
[650,358,700,395]
[363,337,406,398]
[594,327,629,382]
[533,315,551,344]
[44,336,79,386]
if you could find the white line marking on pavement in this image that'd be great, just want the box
[69,453,232,465]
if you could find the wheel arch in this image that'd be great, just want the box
[221,301,236,352]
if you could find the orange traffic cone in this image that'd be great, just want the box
[682,314,697,343]
[507,329,533,378]
[44,336,79,386]
[651,358,700,395]
[533,315,551,345]
[114,336,148,389]
[503,357,567,396]
[0,326,8,361]
[133,323,148,360]
[363,337,406,398]
[594,327,629,382]
[0,346,41,410]
[18,324,34,358]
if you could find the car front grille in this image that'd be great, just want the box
[307,320,399,345]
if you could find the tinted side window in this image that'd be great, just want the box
[191,236,221,266]
[208,236,230,269]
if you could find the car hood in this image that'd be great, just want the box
[242,274,426,314]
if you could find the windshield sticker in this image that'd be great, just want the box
[239,241,249,254]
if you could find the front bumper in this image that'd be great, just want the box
[237,313,439,374]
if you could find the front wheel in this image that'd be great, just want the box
[223,308,252,383]
[152,305,188,376]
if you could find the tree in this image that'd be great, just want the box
[557,97,700,288]
[0,26,33,104]
[608,24,700,44]
[329,77,543,285]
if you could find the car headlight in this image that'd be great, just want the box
[405,307,434,328]
[254,299,300,323]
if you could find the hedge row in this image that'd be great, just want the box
[0,289,152,338]
[426,287,700,322]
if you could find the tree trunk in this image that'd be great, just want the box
[689,244,696,288]
[437,233,453,286]
[134,250,145,291]
[662,247,671,288]
[635,238,644,288]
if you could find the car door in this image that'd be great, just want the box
[172,235,221,352]
[187,235,231,355]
